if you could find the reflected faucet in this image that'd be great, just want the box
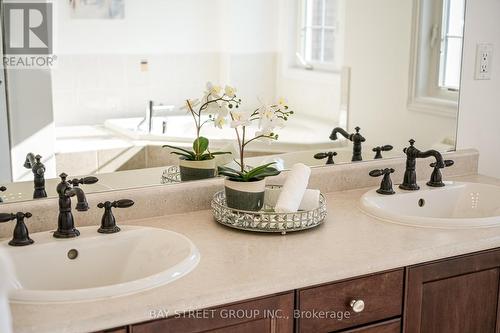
[0,186,6,203]
[137,100,174,133]
[24,153,47,199]
[54,173,99,238]
[399,139,445,191]
[330,126,366,162]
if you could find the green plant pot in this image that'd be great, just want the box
[179,158,216,181]
[224,178,266,212]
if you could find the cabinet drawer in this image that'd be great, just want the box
[297,270,404,332]
[342,318,401,333]
[132,292,294,333]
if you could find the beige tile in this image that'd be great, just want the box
[146,145,179,168]
[98,147,146,173]
[55,151,98,176]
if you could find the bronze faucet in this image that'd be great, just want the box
[400,139,445,191]
[24,153,47,199]
[55,173,98,238]
[330,126,366,162]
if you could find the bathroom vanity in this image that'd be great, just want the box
[100,248,500,333]
[4,158,499,333]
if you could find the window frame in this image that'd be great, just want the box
[438,0,464,90]
[295,0,343,72]
[407,0,465,118]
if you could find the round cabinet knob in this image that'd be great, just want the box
[349,299,365,313]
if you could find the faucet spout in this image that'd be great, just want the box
[329,127,350,141]
[24,153,36,169]
[68,187,89,212]
[416,149,445,169]
[0,186,6,203]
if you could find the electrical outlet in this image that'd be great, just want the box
[475,43,493,80]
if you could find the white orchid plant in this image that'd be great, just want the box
[163,82,240,161]
[218,97,294,182]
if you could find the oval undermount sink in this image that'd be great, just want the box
[360,182,500,229]
[1,226,200,303]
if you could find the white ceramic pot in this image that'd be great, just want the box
[224,178,266,211]
[179,158,216,181]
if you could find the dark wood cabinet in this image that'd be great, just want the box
[97,248,500,333]
[131,292,294,333]
[404,248,500,333]
[95,328,129,333]
[341,318,401,333]
[297,270,403,333]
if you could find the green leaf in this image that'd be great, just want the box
[248,167,281,180]
[193,137,209,156]
[199,154,214,161]
[244,162,277,180]
[169,151,196,160]
[218,166,245,180]
[163,145,196,157]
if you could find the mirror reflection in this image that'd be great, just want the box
[0,0,465,203]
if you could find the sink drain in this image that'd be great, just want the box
[418,199,426,207]
[67,249,79,260]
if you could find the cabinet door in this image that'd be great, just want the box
[297,270,403,332]
[131,292,293,333]
[405,248,500,333]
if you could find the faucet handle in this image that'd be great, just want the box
[314,152,338,165]
[97,199,135,234]
[0,212,34,246]
[427,160,454,187]
[0,213,15,222]
[369,168,396,195]
[71,176,99,187]
[372,145,394,159]
[111,199,135,209]
[430,160,454,168]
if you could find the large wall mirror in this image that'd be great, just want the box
[0,0,465,203]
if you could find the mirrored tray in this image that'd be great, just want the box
[161,166,181,184]
[211,186,327,235]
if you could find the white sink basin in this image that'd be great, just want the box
[360,182,500,229]
[1,226,200,303]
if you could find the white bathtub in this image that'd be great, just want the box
[104,115,335,153]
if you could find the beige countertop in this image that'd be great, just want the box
[10,174,500,333]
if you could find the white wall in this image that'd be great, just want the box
[7,69,57,181]
[0,33,11,183]
[275,0,342,125]
[457,0,500,178]
[51,0,469,156]
[52,0,281,126]
[345,0,457,152]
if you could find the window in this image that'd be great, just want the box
[438,0,465,90]
[408,0,465,117]
[297,0,340,71]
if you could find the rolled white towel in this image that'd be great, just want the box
[299,189,321,211]
[266,188,320,211]
[275,163,311,213]
[0,249,14,333]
